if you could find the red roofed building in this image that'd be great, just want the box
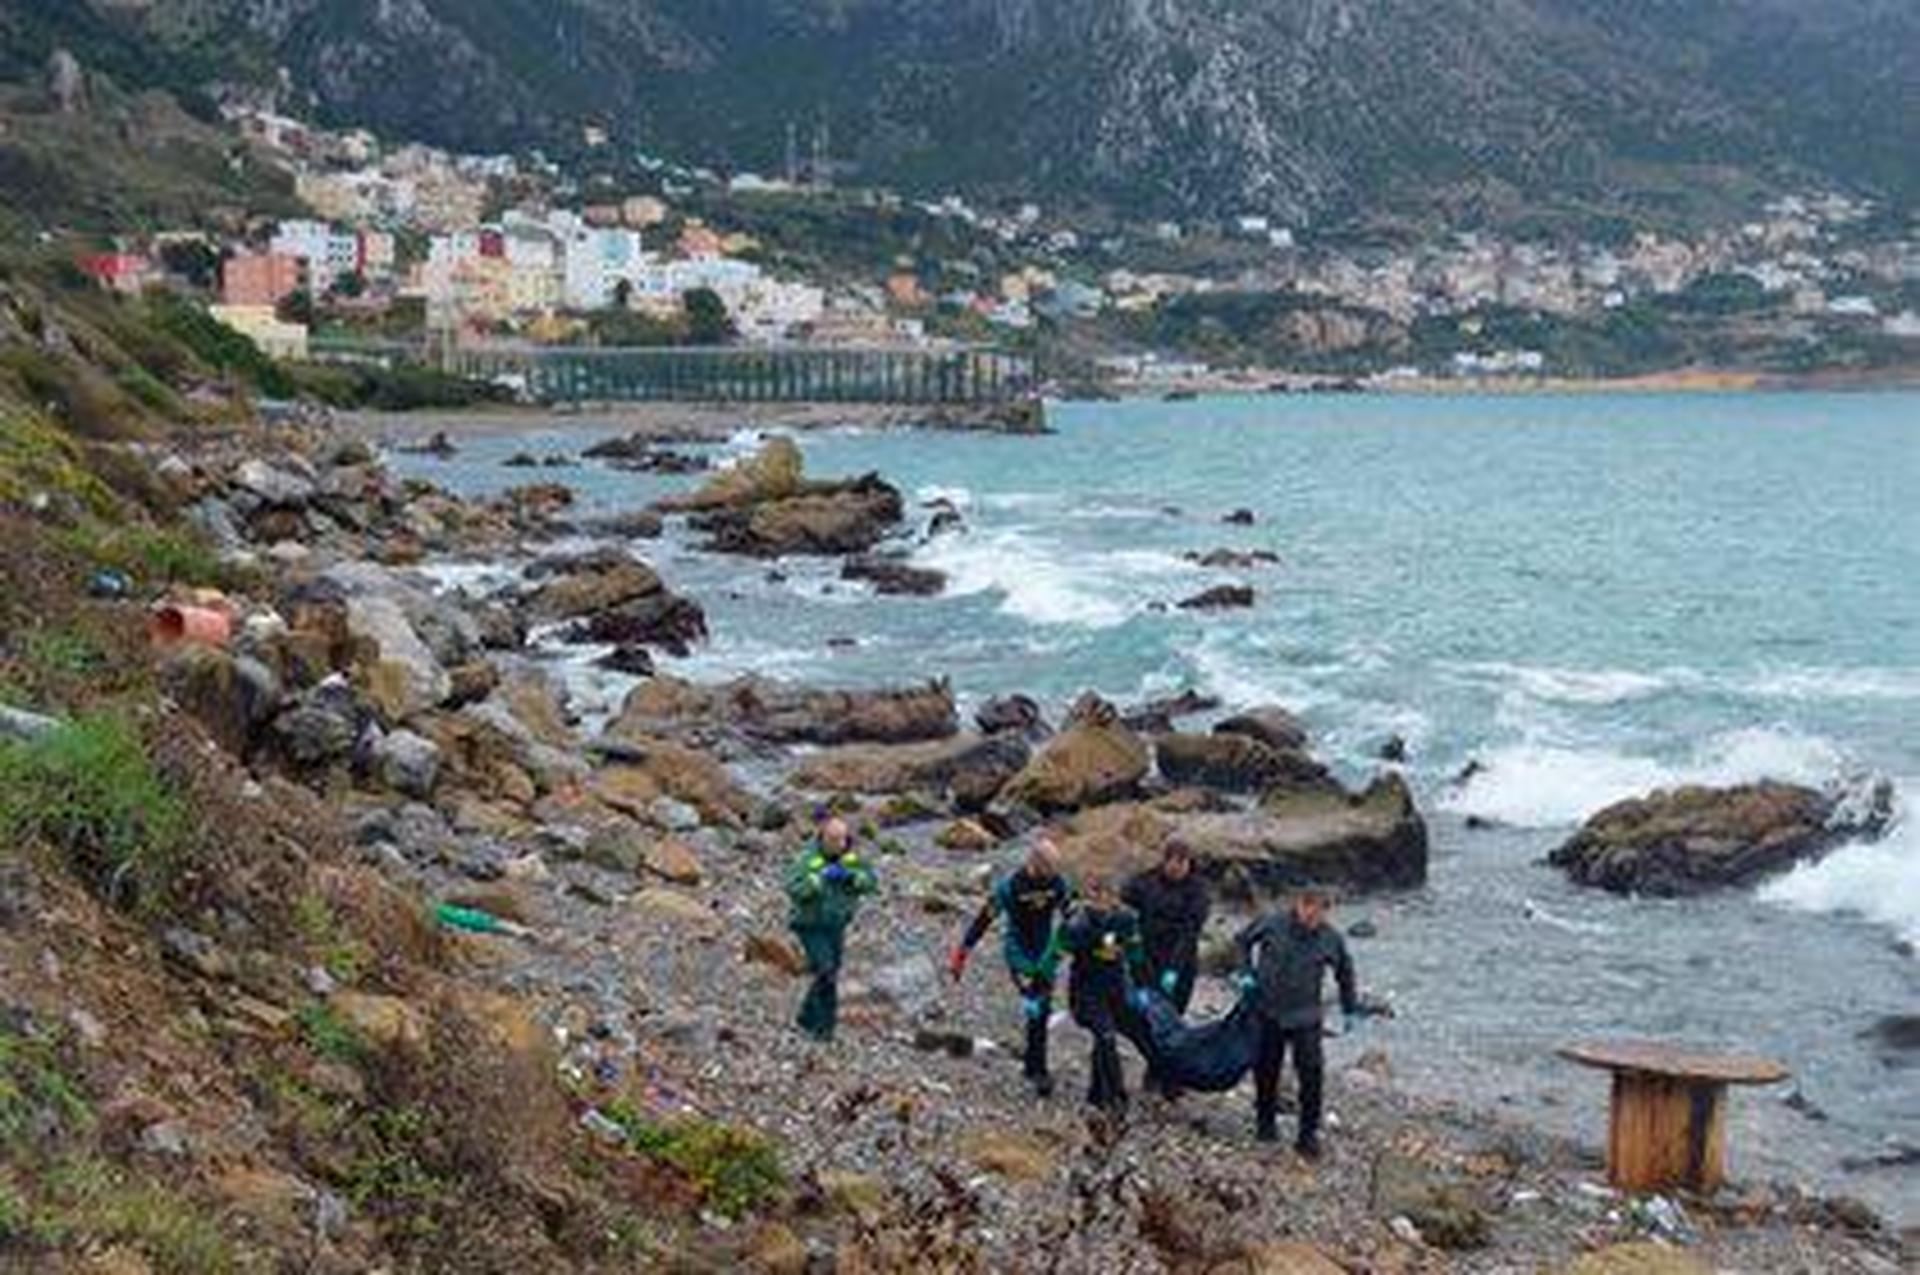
[78,253,157,295]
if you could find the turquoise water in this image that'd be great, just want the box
[394,391,1920,1218]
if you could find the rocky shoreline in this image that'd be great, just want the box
[115,419,1914,1268]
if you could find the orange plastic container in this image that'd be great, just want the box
[149,604,233,648]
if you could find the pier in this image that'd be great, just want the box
[438,345,1033,408]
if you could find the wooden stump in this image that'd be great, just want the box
[1559,1040,1788,1194]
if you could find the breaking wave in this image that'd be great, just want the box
[913,527,1187,627]
[1761,798,1920,948]
[1440,727,1850,828]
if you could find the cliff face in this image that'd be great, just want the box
[14,0,1916,220]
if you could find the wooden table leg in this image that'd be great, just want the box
[1608,1072,1728,1193]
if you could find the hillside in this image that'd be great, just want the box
[4,0,1913,229]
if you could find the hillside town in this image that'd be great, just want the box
[71,102,1920,390]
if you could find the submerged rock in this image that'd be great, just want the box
[1547,779,1893,895]
[1177,583,1255,610]
[841,554,946,596]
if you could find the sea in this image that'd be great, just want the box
[391,391,1920,1222]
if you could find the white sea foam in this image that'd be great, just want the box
[1452,661,1675,706]
[1739,666,1920,702]
[914,483,975,511]
[913,527,1186,627]
[1187,632,1338,715]
[1441,727,1849,828]
[1761,796,1920,948]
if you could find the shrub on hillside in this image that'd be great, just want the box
[0,715,186,910]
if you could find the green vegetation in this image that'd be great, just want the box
[54,520,229,589]
[286,361,512,412]
[297,1002,369,1066]
[26,1158,236,1274]
[0,715,187,911]
[341,1105,449,1237]
[602,1102,784,1219]
[147,289,294,397]
[0,1022,90,1150]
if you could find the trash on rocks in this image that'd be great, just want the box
[433,901,534,939]
[150,601,234,648]
[86,569,131,599]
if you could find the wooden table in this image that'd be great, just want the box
[1559,1039,1789,1194]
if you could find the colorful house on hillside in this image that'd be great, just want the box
[78,253,157,296]
[222,253,307,308]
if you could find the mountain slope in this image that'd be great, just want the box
[8,0,1914,223]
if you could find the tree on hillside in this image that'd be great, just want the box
[683,287,735,345]
[158,240,220,290]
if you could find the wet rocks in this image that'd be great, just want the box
[1215,706,1310,753]
[564,592,709,658]
[1177,584,1255,610]
[1121,689,1221,735]
[692,475,905,557]
[1223,508,1257,525]
[841,554,946,597]
[1155,731,1335,796]
[1547,779,1894,896]
[1001,692,1149,812]
[1185,548,1280,569]
[666,437,906,557]
[975,694,1048,739]
[524,548,664,622]
[579,509,665,540]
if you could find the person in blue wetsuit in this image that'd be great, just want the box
[949,835,1075,1096]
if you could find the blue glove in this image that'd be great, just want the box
[1158,968,1179,995]
[821,861,850,885]
[1129,987,1152,1012]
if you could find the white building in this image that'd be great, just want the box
[270,220,363,288]
[562,225,649,311]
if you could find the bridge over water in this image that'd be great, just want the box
[436,344,1034,407]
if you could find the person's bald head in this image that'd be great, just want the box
[1026,835,1061,878]
[820,817,852,853]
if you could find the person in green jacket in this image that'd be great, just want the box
[786,816,879,1041]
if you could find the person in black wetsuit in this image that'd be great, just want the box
[1062,873,1150,1115]
[1123,838,1210,1013]
[1234,886,1385,1158]
[949,836,1076,1096]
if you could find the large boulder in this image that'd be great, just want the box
[788,733,1030,810]
[1547,779,1893,895]
[1155,731,1335,795]
[664,436,805,511]
[693,477,904,557]
[524,548,664,622]
[609,675,957,748]
[1002,693,1150,813]
[564,592,709,657]
[160,647,283,756]
[345,594,451,722]
[1055,773,1427,897]
[592,736,758,828]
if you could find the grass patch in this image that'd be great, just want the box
[0,405,121,516]
[601,1103,784,1219]
[53,518,229,588]
[294,892,372,986]
[341,1105,448,1234]
[296,1002,367,1066]
[0,1021,90,1149]
[0,714,186,910]
[28,1157,236,1274]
